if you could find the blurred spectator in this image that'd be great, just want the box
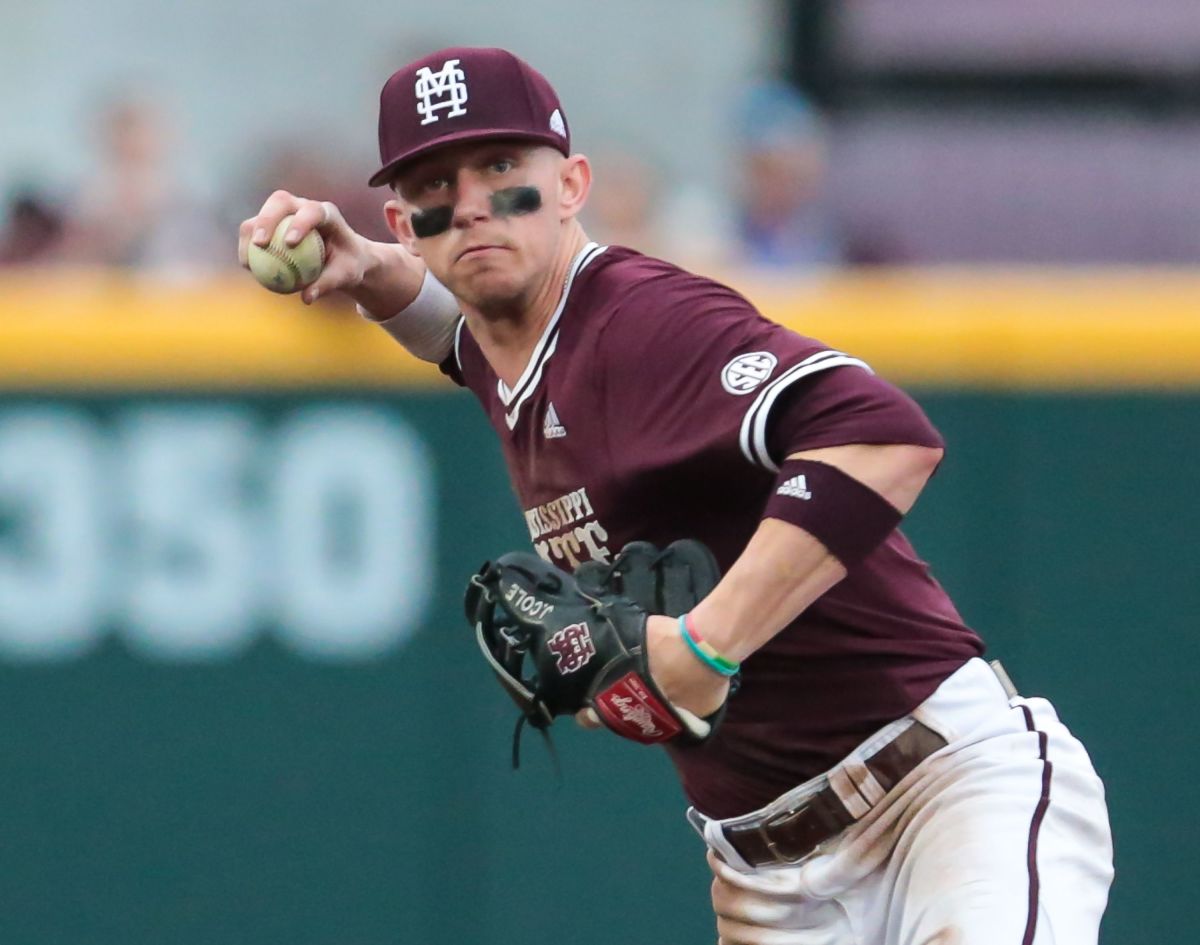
[0,188,65,265]
[730,80,906,269]
[581,149,663,253]
[582,149,738,273]
[732,80,846,268]
[60,90,228,275]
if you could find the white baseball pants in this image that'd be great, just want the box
[691,658,1114,945]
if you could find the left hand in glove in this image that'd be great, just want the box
[464,540,728,747]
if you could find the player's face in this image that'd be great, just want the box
[388,141,579,312]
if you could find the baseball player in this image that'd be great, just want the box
[239,47,1114,944]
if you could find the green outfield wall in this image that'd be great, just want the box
[0,273,1195,945]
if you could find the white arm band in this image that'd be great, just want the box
[357,268,460,364]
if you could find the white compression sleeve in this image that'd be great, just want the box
[357,268,460,363]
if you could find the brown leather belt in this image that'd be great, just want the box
[721,720,948,868]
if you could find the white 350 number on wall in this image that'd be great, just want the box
[0,409,107,659]
[0,404,434,663]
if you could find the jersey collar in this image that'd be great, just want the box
[497,241,606,430]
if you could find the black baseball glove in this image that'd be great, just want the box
[464,539,724,760]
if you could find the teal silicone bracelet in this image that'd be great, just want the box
[677,614,740,677]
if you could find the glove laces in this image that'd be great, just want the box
[511,708,561,779]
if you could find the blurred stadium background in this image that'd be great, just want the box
[1,2,1196,943]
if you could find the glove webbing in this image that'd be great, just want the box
[580,542,710,618]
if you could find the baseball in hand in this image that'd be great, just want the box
[247,215,326,293]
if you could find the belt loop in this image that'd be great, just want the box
[699,812,757,873]
[989,659,1019,699]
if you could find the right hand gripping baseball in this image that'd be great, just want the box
[464,544,725,747]
[238,191,372,304]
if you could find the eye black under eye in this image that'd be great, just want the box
[411,205,453,238]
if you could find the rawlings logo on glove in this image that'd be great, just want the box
[594,672,682,742]
[463,539,725,758]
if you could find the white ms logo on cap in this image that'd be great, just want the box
[415,58,469,125]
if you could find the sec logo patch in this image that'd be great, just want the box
[721,351,778,395]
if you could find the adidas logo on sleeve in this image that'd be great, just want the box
[776,475,812,500]
[543,402,567,439]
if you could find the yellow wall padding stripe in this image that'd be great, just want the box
[0,272,440,389]
[747,267,1200,389]
[0,268,1196,390]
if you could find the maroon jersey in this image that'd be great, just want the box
[443,243,984,817]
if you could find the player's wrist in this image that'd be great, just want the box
[645,614,729,715]
[349,241,426,320]
[677,613,740,677]
[687,599,751,664]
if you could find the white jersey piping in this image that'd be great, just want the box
[452,315,466,373]
[500,242,607,430]
[737,350,873,471]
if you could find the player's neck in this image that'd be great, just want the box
[463,225,589,390]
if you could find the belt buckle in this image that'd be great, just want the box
[757,802,812,866]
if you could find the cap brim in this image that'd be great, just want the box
[368,129,568,188]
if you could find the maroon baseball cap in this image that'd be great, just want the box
[369,47,571,188]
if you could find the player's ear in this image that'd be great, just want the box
[558,154,591,221]
[384,198,422,257]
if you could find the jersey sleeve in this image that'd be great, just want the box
[764,367,944,467]
[595,276,881,473]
